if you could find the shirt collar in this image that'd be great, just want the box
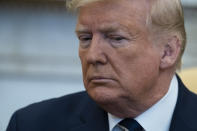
[108,75,178,131]
[108,113,122,131]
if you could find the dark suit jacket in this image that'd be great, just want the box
[6,76,197,131]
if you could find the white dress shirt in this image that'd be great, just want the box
[108,75,178,131]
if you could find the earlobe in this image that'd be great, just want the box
[160,36,181,69]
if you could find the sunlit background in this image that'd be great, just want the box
[0,0,197,130]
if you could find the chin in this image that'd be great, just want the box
[86,87,120,105]
[87,88,130,118]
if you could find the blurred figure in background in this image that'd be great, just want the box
[6,0,197,131]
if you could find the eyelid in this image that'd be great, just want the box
[77,33,92,48]
[77,33,92,40]
[107,34,128,41]
[110,35,125,39]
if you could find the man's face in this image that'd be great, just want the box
[76,0,162,113]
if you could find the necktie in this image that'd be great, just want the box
[118,118,144,131]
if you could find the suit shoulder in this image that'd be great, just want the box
[184,89,197,109]
[14,91,91,123]
[7,91,96,131]
[18,91,88,113]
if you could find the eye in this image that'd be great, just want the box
[108,35,126,42]
[106,34,130,47]
[77,34,92,48]
[78,35,92,42]
[111,36,125,41]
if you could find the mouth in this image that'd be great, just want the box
[88,76,115,83]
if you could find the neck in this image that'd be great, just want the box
[103,70,175,118]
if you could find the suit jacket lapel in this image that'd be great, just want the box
[70,95,109,131]
[170,75,197,131]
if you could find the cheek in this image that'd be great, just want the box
[79,51,87,79]
[115,48,160,90]
[79,49,86,67]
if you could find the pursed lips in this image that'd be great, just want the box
[88,76,115,83]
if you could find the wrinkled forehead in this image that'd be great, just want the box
[77,0,151,29]
[74,0,152,10]
[78,0,151,14]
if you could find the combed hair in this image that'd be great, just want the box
[66,0,186,69]
[149,0,186,69]
[66,0,100,10]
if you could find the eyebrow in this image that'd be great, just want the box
[100,27,120,34]
[99,23,130,33]
[75,23,134,36]
[75,24,89,34]
[75,26,122,35]
[75,28,90,35]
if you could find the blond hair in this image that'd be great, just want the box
[149,0,186,69]
[67,0,186,69]
[66,0,100,10]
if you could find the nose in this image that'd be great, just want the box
[86,35,107,65]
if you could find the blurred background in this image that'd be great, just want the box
[0,0,197,130]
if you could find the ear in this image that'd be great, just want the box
[160,36,181,69]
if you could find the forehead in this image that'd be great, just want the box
[76,0,150,31]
